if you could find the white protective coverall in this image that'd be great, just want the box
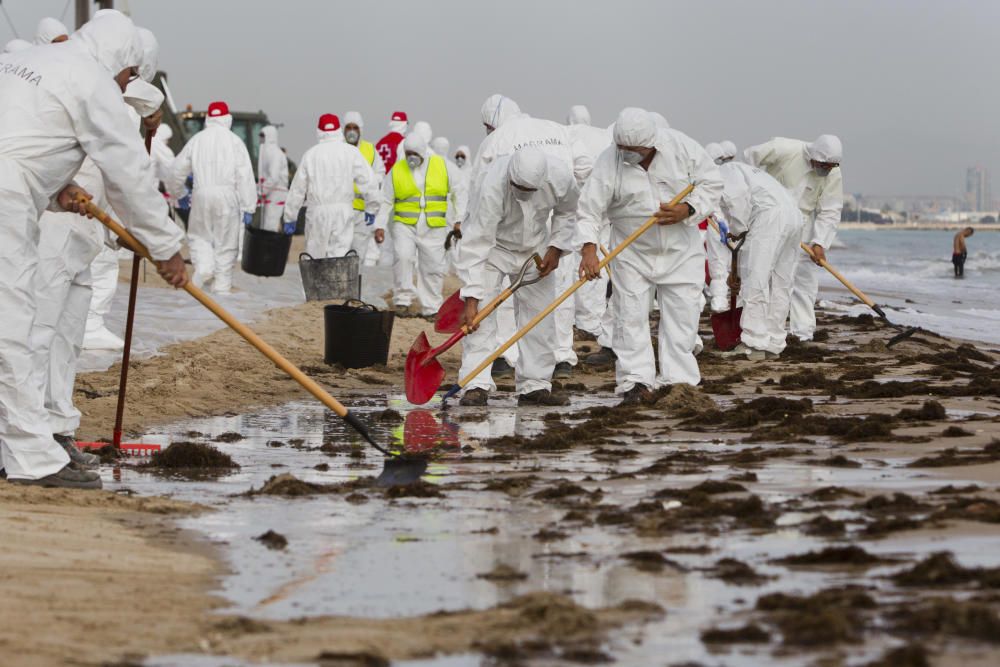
[457,147,580,395]
[703,142,732,313]
[0,14,184,480]
[744,135,843,340]
[151,124,176,201]
[343,111,384,264]
[170,107,257,294]
[35,17,69,44]
[36,25,166,432]
[719,161,804,354]
[257,125,289,232]
[378,134,466,315]
[576,108,723,393]
[470,94,585,367]
[565,107,613,344]
[3,39,32,53]
[284,118,378,259]
[85,27,165,351]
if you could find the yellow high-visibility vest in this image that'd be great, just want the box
[391,155,449,227]
[353,140,377,211]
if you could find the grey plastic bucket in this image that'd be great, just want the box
[299,251,361,302]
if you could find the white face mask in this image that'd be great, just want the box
[620,149,645,166]
[455,155,466,167]
[406,154,423,170]
[345,129,360,145]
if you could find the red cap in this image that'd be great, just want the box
[318,114,340,131]
[391,111,408,122]
[207,101,229,117]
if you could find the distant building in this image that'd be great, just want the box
[965,165,992,211]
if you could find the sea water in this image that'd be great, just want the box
[822,229,1000,345]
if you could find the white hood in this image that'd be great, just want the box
[35,17,69,45]
[70,10,141,77]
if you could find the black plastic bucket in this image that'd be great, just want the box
[241,227,292,277]
[324,300,395,368]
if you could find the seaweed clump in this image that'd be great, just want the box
[146,442,239,470]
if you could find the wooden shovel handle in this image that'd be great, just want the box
[80,198,352,419]
[800,242,877,309]
[456,184,695,389]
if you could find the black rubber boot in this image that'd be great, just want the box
[10,464,102,490]
[552,361,573,380]
[491,358,515,380]
[584,346,617,368]
[459,388,489,406]
[54,434,99,468]
[620,384,655,407]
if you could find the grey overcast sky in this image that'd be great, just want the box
[2,0,997,199]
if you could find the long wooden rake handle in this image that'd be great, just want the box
[448,184,695,395]
[79,197,388,453]
[800,242,882,314]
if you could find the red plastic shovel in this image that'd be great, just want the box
[406,253,543,404]
[710,231,747,351]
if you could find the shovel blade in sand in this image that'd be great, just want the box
[711,307,743,351]
[405,332,447,405]
[375,456,429,487]
[434,291,465,333]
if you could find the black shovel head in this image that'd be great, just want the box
[375,456,429,487]
[887,327,919,348]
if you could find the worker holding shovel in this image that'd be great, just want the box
[454,147,581,407]
[577,108,723,406]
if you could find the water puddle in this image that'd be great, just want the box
[121,393,998,666]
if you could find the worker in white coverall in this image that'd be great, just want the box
[0,13,186,488]
[429,136,466,273]
[343,111,384,265]
[577,108,723,406]
[284,114,378,259]
[719,140,737,163]
[151,124,176,204]
[257,125,288,232]
[456,147,579,407]
[412,121,433,146]
[169,101,256,294]
[35,17,69,44]
[565,104,613,367]
[469,94,586,379]
[744,135,843,341]
[375,133,466,316]
[84,26,164,351]
[717,160,804,360]
[703,142,733,314]
[454,145,470,169]
[33,23,166,471]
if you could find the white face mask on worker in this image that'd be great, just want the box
[406,155,423,170]
[620,149,644,166]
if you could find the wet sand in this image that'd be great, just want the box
[5,299,1000,665]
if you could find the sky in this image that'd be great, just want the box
[2,0,997,201]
